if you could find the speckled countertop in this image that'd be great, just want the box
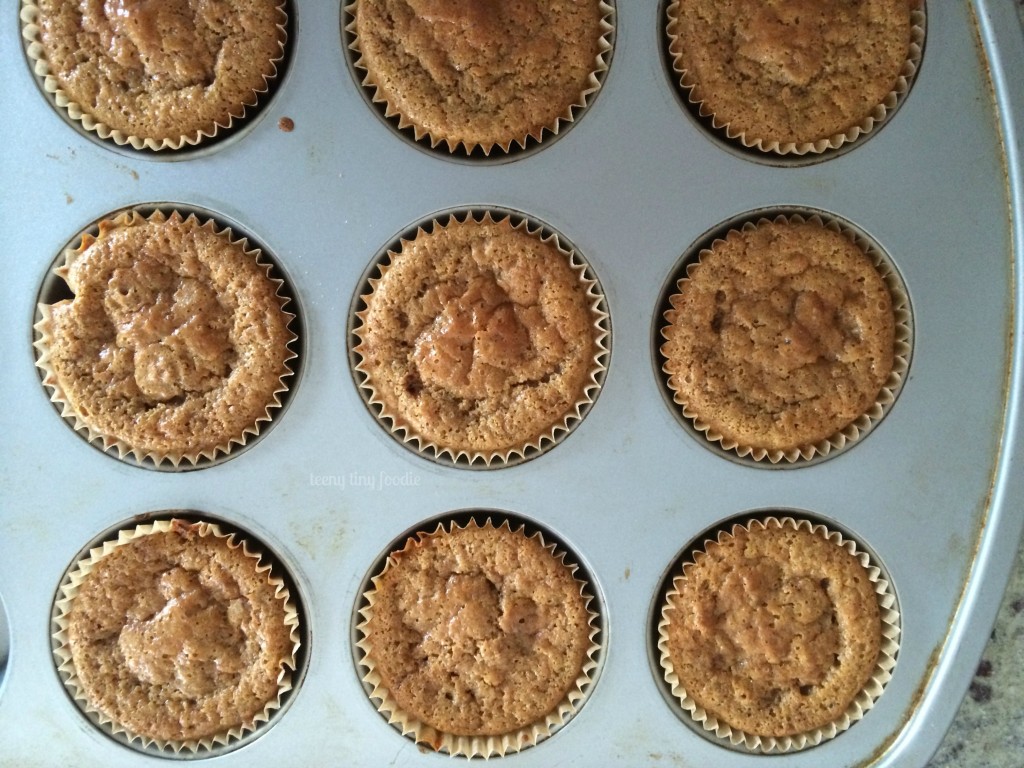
[927,542,1024,766]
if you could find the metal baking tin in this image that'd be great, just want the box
[1,2,1022,766]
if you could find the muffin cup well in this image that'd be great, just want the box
[355,516,602,758]
[343,1,615,158]
[34,207,299,469]
[20,0,289,152]
[656,516,900,753]
[351,209,609,468]
[665,1,925,158]
[659,211,911,465]
[51,518,302,755]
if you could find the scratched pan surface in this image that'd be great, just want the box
[1,2,1023,766]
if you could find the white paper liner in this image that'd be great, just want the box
[19,1,288,151]
[352,210,609,468]
[51,518,301,754]
[657,516,901,753]
[661,212,911,465]
[34,208,298,468]
[344,1,615,155]
[665,2,926,156]
[355,517,602,758]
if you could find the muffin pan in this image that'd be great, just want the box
[2,2,1023,766]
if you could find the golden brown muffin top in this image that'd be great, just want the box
[39,210,294,463]
[661,218,895,455]
[31,0,286,144]
[355,216,602,459]
[661,520,882,738]
[362,521,593,738]
[667,0,917,147]
[63,521,295,743]
[351,0,608,152]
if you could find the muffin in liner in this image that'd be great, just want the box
[657,516,900,753]
[344,0,614,156]
[20,0,289,152]
[34,208,298,468]
[355,517,602,757]
[351,210,609,467]
[665,0,925,156]
[659,212,911,464]
[51,518,301,754]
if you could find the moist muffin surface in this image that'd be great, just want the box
[362,521,592,737]
[351,0,607,151]
[661,218,895,454]
[30,0,286,144]
[355,216,601,459]
[39,211,294,462]
[661,520,883,737]
[63,521,295,743]
[668,0,917,147]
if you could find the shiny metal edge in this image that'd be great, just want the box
[885,1,1024,766]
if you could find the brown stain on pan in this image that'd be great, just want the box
[856,643,943,767]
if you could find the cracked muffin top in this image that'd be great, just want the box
[359,519,594,739]
[660,518,883,739]
[37,210,295,465]
[57,520,297,745]
[667,0,920,151]
[661,217,895,456]
[27,0,287,147]
[354,215,604,462]
[349,0,609,153]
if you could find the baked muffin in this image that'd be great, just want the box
[666,0,924,154]
[35,209,296,467]
[660,214,905,463]
[52,519,300,751]
[346,0,613,154]
[356,518,599,756]
[21,0,288,150]
[353,212,607,466]
[657,517,899,751]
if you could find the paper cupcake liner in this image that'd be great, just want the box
[351,209,609,468]
[51,518,301,754]
[355,516,602,758]
[665,2,925,157]
[34,208,298,469]
[20,1,288,152]
[661,212,911,465]
[343,1,615,156]
[657,516,901,753]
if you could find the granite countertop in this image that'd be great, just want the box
[926,541,1024,766]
